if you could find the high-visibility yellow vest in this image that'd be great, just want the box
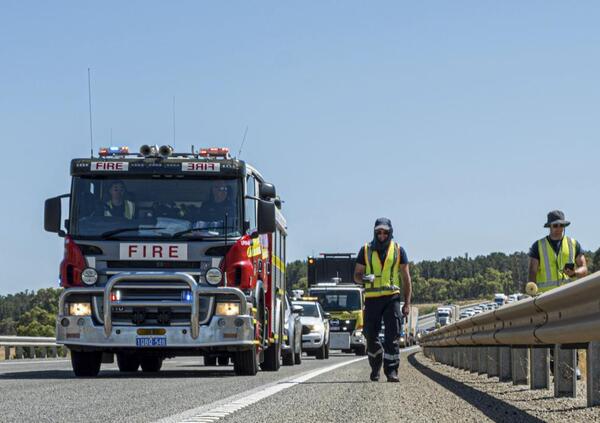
[536,236,577,293]
[104,200,135,219]
[364,242,401,299]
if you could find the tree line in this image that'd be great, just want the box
[286,248,600,304]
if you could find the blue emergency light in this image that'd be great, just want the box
[181,290,193,303]
[99,146,129,157]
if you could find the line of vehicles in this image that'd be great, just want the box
[44,145,417,377]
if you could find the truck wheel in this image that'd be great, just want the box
[204,356,217,366]
[260,340,281,371]
[324,342,330,359]
[282,350,294,366]
[234,346,258,376]
[116,353,140,372]
[315,343,326,360]
[354,345,367,356]
[218,356,230,366]
[294,349,302,365]
[71,351,102,377]
[140,356,163,372]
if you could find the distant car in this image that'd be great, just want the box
[292,300,330,360]
[282,295,303,366]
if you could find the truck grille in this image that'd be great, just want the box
[92,281,214,327]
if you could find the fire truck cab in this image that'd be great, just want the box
[44,145,287,377]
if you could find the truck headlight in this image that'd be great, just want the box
[353,330,363,337]
[68,303,92,316]
[205,268,223,286]
[215,302,240,316]
[400,337,405,343]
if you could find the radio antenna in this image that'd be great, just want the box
[172,96,176,149]
[237,125,249,158]
[87,68,94,158]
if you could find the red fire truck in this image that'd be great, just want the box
[44,145,287,377]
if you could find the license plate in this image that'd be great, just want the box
[330,327,340,332]
[136,337,167,347]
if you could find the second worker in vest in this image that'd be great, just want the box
[354,217,412,382]
[527,210,588,295]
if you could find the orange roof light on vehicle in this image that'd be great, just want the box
[199,147,230,158]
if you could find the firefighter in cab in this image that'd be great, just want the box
[354,217,412,382]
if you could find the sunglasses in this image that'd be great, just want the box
[550,224,565,229]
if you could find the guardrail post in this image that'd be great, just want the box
[499,346,511,382]
[530,347,550,390]
[587,341,600,407]
[4,346,10,360]
[554,345,576,398]
[48,346,58,358]
[470,347,478,373]
[488,347,499,378]
[15,346,23,360]
[28,346,35,359]
[478,347,487,375]
[459,347,466,370]
[512,347,528,385]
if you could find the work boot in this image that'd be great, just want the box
[386,370,399,383]
[370,367,380,382]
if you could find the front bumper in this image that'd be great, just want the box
[301,332,324,350]
[56,271,255,351]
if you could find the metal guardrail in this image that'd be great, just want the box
[0,336,65,360]
[420,270,600,407]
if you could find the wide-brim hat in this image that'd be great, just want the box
[544,210,570,228]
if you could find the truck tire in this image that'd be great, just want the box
[204,356,217,366]
[218,356,230,366]
[260,308,282,371]
[282,350,294,366]
[140,356,163,372]
[354,345,367,356]
[315,343,326,360]
[117,353,140,372]
[71,351,102,377]
[234,346,258,376]
[260,339,281,371]
[324,342,330,359]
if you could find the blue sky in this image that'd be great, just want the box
[1,1,599,294]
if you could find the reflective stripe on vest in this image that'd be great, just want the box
[364,242,400,298]
[104,200,135,219]
[536,236,576,292]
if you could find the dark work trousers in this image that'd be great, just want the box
[364,294,402,375]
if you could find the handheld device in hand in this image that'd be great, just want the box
[564,262,575,271]
[362,274,375,283]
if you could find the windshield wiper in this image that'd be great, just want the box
[172,226,235,239]
[100,227,166,239]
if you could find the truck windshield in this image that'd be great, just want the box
[70,177,242,239]
[310,290,361,312]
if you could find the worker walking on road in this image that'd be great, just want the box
[527,210,588,295]
[354,217,412,382]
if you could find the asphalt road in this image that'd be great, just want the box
[1,347,595,422]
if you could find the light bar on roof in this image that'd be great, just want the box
[199,147,230,157]
[99,146,129,157]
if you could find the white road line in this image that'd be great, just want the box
[156,357,367,423]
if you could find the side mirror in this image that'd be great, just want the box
[292,305,304,315]
[257,200,276,234]
[44,195,68,236]
[259,183,276,200]
[324,312,331,320]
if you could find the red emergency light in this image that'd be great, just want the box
[99,146,129,157]
[199,147,230,158]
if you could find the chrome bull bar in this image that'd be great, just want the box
[59,271,249,342]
